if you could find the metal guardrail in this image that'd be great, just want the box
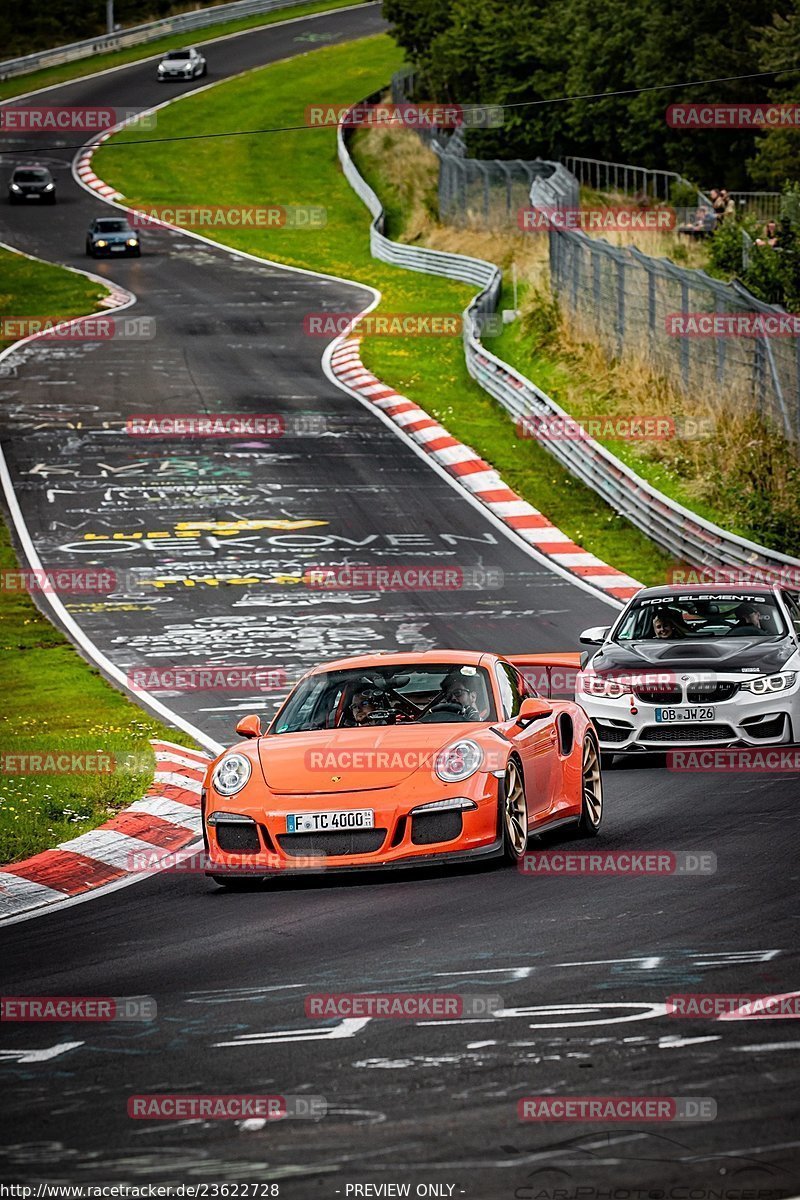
[729,191,782,222]
[0,0,350,80]
[338,94,800,580]
[563,154,711,209]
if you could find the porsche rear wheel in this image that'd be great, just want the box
[577,736,603,836]
[502,757,528,862]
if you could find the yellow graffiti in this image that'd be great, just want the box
[140,573,306,589]
[81,518,328,541]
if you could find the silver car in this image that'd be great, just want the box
[157,47,206,81]
[577,584,800,762]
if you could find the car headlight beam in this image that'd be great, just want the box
[212,753,252,796]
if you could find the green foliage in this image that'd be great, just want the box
[387,0,795,189]
[707,216,751,277]
[670,180,703,208]
[747,0,800,187]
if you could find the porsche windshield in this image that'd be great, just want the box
[616,593,786,641]
[272,664,497,733]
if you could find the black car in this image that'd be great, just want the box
[8,166,56,204]
[85,217,141,258]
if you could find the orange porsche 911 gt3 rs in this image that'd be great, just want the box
[202,650,602,887]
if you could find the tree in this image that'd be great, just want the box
[748,0,800,187]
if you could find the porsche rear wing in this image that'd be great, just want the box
[506,653,582,700]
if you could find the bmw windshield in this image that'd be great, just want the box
[616,593,786,641]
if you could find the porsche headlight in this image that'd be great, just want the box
[95,239,108,247]
[212,753,252,796]
[579,673,632,698]
[435,740,484,783]
[10,183,21,192]
[43,182,54,192]
[127,238,138,246]
[741,671,797,695]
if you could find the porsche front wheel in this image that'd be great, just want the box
[576,736,603,836]
[501,757,528,863]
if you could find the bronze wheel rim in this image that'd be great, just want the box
[504,759,528,855]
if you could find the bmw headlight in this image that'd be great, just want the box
[10,183,21,192]
[579,673,632,698]
[741,671,797,695]
[212,753,252,796]
[435,739,484,783]
[43,183,54,192]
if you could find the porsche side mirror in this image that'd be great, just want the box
[235,714,262,738]
[516,697,553,727]
[579,626,610,646]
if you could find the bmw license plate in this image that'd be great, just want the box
[286,809,374,833]
[655,707,715,723]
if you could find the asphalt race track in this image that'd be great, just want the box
[1,5,799,1194]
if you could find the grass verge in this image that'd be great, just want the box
[0,246,200,864]
[0,0,369,102]
[93,33,671,586]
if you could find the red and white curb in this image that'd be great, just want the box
[0,741,210,921]
[75,131,123,201]
[330,337,641,601]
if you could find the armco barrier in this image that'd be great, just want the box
[0,0,367,80]
[338,96,800,582]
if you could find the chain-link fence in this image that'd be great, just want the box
[390,69,799,444]
[532,167,799,442]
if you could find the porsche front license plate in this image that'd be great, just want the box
[286,810,375,833]
[655,707,716,723]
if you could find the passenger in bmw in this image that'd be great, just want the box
[652,610,687,639]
